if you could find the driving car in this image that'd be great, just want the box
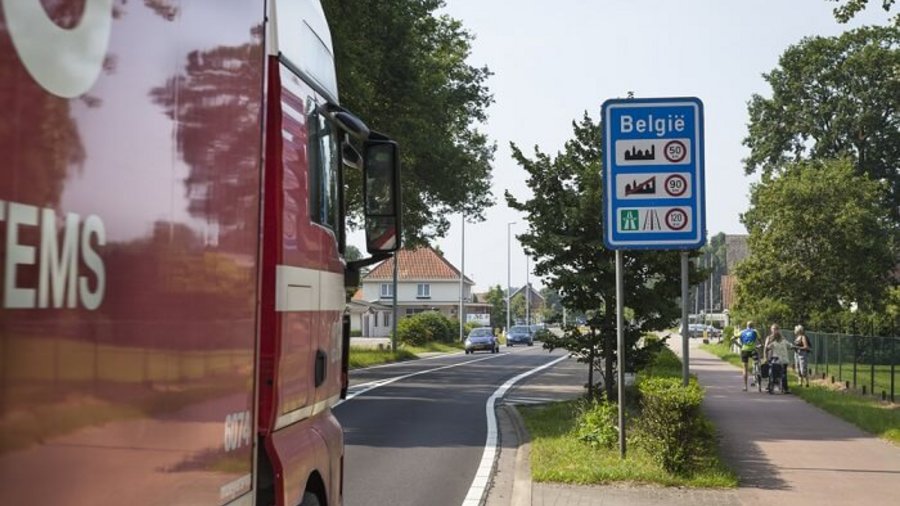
[507,325,534,346]
[465,327,499,354]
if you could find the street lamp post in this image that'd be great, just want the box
[525,255,530,325]
[507,222,516,335]
[459,214,465,342]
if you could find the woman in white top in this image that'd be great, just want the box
[765,324,791,394]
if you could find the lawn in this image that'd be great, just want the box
[348,341,463,369]
[518,345,737,488]
[701,341,900,445]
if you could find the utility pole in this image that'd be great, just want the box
[526,256,530,325]
[391,254,398,352]
[459,214,466,342]
[507,222,516,335]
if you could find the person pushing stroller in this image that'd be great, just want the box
[764,324,791,394]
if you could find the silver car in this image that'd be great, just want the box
[465,327,499,354]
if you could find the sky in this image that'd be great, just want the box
[352,0,893,294]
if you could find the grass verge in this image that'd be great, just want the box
[348,341,463,369]
[701,341,900,445]
[518,344,737,488]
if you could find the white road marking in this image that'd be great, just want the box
[337,347,533,406]
[461,353,570,506]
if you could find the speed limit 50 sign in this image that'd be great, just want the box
[602,97,706,250]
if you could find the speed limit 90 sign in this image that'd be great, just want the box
[602,97,706,250]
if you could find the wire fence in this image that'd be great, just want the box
[782,330,898,403]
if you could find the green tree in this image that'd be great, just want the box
[506,114,701,399]
[734,159,894,322]
[322,0,495,243]
[483,285,507,330]
[743,26,900,217]
[540,286,563,322]
[828,0,897,23]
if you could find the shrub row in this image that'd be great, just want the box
[636,376,710,475]
[396,312,482,346]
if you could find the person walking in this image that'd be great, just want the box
[737,321,760,391]
[764,324,791,394]
[793,324,811,387]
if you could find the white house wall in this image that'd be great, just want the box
[362,280,471,305]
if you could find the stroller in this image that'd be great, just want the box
[763,356,787,394]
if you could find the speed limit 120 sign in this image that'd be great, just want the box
[602,97,706,250]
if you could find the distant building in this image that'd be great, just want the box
[721,234,749,311]
[509,283,544,324]
[354,247,491,335]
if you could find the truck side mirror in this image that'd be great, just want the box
[363,137,401,254]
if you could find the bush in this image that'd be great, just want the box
[396,315,433,346]
[397,311,456,346]
[637,377,708,475]
[575,399,619,449]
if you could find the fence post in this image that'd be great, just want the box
[837,334,842,383]
[870,336,876,399]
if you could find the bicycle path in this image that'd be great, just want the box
[673,334,900,505]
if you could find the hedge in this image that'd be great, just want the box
[636,376,709,475]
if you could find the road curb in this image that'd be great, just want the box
[504,404,533,506]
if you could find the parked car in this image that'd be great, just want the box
[687,323,721,338]
[507,325,534,346]
[465,327,499,354]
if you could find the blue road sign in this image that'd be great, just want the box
[602,97,706,250]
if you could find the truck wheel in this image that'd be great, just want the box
[300,491,321,506]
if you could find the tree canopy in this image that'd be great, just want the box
[743,25,900,217]
[734,159,894,323]
[322,0,495,243]
[506,114,701,399]
[828,0,897,23]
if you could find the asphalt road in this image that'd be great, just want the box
[334,345,568,506]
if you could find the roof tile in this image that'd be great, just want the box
[364,246,474,283]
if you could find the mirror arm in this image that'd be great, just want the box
[344,253,393,289]
[347,253,392,271]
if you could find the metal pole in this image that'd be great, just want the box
[891,337,895,403]
[392,254,399,352]
[681,252,690,386]
[615,250,626,458]
[526,256,530,326]
[459,214,465,342]
[507,222,515,336]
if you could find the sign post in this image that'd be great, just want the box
[602,97,706,457]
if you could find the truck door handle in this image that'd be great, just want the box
[315,350,327,387]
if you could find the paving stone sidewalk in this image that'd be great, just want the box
[485,335,900,506]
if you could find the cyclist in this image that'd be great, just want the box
[737,321,760,391]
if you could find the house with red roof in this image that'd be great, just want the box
[352,246,491,335]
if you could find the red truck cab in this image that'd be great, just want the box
[0,1,399,505]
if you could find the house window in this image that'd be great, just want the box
[380,283,393,298]
[416,283,431,299]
